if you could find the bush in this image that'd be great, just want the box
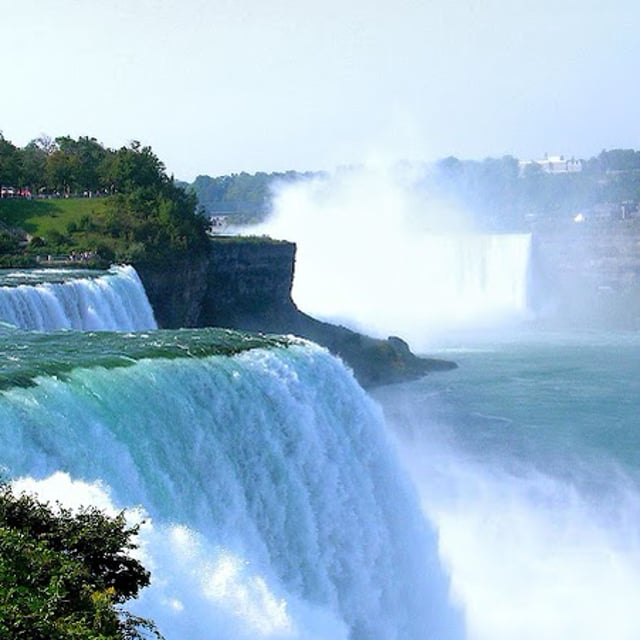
[0,483,162,640]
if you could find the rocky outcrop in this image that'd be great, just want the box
[135,237,455,387]
[134,253,209,328]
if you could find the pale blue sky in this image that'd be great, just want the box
[2,0,639,180]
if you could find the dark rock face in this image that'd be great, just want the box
[200,239,297,326]
[135,253,209,328]
[135,237,455,387]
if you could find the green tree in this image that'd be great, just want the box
[100,142,166,194]
[56,135,109,193]
[0,482,162,640]
[0,134,21,186]
[19,141,48,191]
[45,147,78,195]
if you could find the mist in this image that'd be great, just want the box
[372,335,640,640]
[253,162,533,351]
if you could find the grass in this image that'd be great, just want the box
[0,197,109,237]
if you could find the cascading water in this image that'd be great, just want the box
[0,264,157,331]
[0,330,463,639]
[283,231,533,347]
[257,167,534,348]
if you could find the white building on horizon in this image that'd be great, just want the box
[519,154,583,175]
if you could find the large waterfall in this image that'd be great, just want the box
[0,264,462,638]
[0,329,462,639]
[259,165,535,348]
[0,264,157,331]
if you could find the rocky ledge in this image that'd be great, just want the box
[135,237,456,388]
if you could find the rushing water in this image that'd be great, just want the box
[0,265,156,331]
[0,268,462,639]
[2,259,638,639]
[374,329,640,640]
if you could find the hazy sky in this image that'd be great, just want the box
[2,0,639,180]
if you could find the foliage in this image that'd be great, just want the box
[187,151,640,231]
[0,135,209,266]
[0,482,162,640]
[101,182,209,264]
[189,170,318,223]
[430,151,640,229]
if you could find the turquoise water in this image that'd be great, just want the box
[0,265,156,331]
[0,268,462,640]
[0,334,460,640]
[0,326,291,389]
[374,329,640,640]
[4,263,640,638]
[395,330,640,477]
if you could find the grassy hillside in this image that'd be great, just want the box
[0,197,114,267]
[0,197,108,236]
[0,137,210,268]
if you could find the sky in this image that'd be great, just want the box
[2,0,640,181]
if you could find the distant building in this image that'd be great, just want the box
[519,154,583,176]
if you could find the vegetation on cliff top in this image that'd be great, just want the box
[0,134,208,267]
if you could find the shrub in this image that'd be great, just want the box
[0,483,162,639]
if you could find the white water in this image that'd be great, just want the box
[373,334,640,640]
[0,265,157,331]
[2,342,463,639]
[256,166,532,348]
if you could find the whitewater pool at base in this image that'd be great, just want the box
[374,329,640,640]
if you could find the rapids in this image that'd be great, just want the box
[0,266,462,639]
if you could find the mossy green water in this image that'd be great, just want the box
[0,327,292,390]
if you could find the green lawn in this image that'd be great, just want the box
[0,197,109,237]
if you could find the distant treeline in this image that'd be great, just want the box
[4,131,640,235]
[428,151,640,228]
[187,170,320,224]
[187,149,640,229]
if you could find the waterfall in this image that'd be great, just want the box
[0,265,157,331]
[0,335,462,639]
[412,233,532,324]
[259,165,535,345]
[288,231,533,347]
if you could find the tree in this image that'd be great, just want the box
[19,141,48,190]
[100,143,166,193]
[55,135,109,193]
[45,148,78,194]
[0,482,162,639]
[0,134,21,186]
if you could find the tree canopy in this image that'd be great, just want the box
[0,482,161,639]
[187,150,640,231]
[0,135,209,266]
[189,170,318,223]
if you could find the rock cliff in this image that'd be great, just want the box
[135,237,455,387]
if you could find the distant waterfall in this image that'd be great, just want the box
[290,232,533,347]
[0,265,157,331]
[416,233,532,324]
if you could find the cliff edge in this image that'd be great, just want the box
[135,236,455,388]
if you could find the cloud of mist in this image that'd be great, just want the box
[254,162,532,351]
